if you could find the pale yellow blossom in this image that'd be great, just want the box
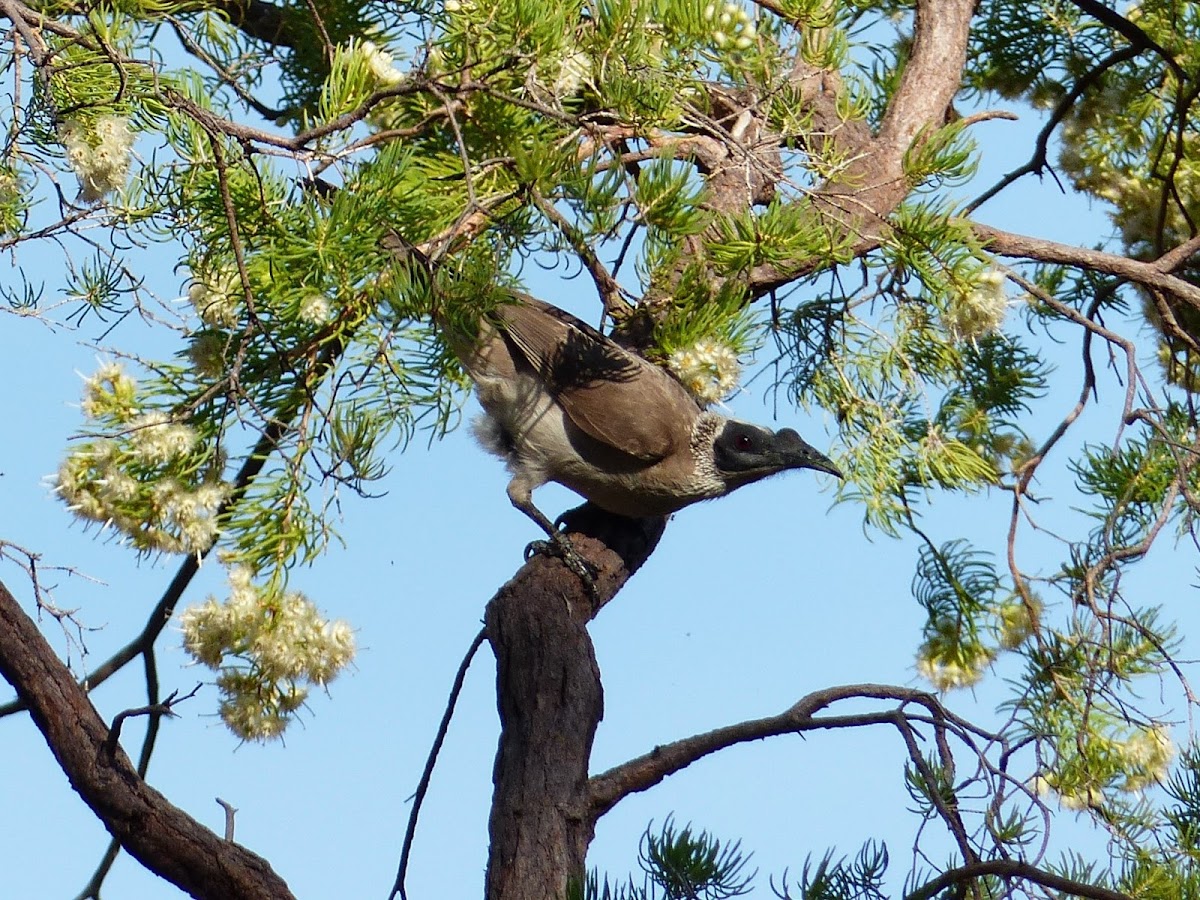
[946,269,1009,343]
[668,338,742,405]
[58,115,135,201]
[358,39,405,86]
[188,268,241,330]
[180,567,357,741]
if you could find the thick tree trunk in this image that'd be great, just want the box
[484,507,665,900]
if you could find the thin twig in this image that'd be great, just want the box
[103,684,200,757]
[966,46,1141,214]
[388,628,486,900]
[529,187,632,319]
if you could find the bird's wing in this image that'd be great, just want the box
[494,296,697,462]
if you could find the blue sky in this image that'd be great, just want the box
[1,105,1195,899]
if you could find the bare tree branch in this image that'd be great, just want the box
[484,505,667,900]
[967,45,1142,214]
[1066,0,1185,81]
[906,858,1132,900]
[390,628,487,900]
[588,684,950,817]
[973,223,1200,311]
[216,798,238,841]
[103,685,201,757]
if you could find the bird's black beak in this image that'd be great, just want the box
[774,429,843,479]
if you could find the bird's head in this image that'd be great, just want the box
[710,420,842,492]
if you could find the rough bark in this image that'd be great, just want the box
[484,507,666,900]
[0,578,295,900]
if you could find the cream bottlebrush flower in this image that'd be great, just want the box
[80,362,138,422]
[1028,773,1100,810]
[0,168,17,202]
[217,671,306,742]
[297,293,332,325]
[180,597,235,667]
[0,167,22,235]
[1057,784,1104,811]
[58,115,135,202]
[180,567,357,740]
[667,338,741,405]
[1030,775,1053,798]
[150,478,231,552]
[187,268,241,330]
[308,620,357,685]
[995,597,1041,650]
[1118,725,1175,792]
[946,269,1009,343]
[915,641,994,691]
[187,331,229,378]
[553,50,591,97]
[127,412,199,464]
[358,39,405,87]
[55,445,115,523]
[57,397,229,554]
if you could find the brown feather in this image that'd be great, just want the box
[492,295,698,462]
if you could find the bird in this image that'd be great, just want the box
[444,293,843,549]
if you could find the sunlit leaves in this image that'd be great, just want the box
[709,198,853,275]
[902,121,978,191]
[785,276,1043,531]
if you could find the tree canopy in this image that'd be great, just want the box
[3,0,1200,897]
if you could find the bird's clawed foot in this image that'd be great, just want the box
[524,532,600,600]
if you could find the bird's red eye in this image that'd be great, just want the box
[735,434,754,452]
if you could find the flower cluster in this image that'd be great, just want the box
[128,412,199,463]
[994,596,1040,650]
[357,39,405,87]
[704,1,756,51]
[527,42,593,104]
[1032,723,1175,810]
[667,338,741,405]
[297,293,332,325]
[1117,724,1175,793]
[58,115,135,202]
[55,363,231,554]
[915,638,994,692]
[180,566,356,741]
[80,361,138,421]
[187,266,240,330]
[187,331,230,378]
[57,441,230,554]
[945,269,1009,343]
[1033,775,1104,812]
[0,167,21,235]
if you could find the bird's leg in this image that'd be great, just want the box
[507,478,599,595]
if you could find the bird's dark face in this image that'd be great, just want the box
[712,421,842,489]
